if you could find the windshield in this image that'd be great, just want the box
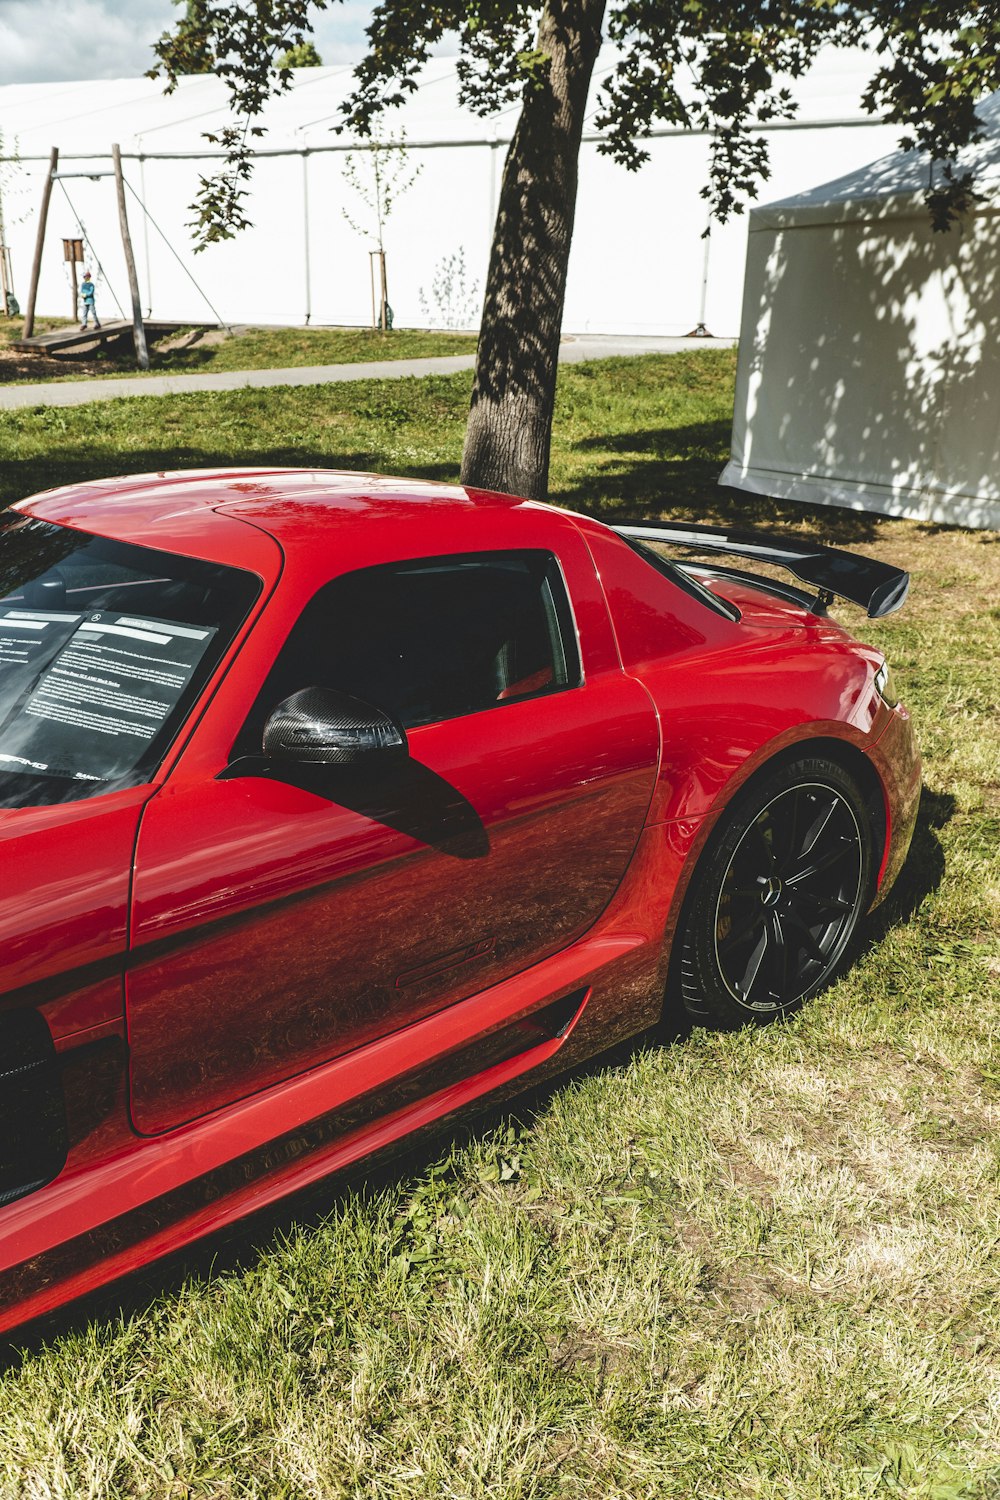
[0,511,260,807]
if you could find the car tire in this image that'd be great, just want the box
[675,754,877,1030]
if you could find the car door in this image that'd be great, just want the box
[126,530,661,1135]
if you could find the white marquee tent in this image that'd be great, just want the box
[722,90,1000,530]
[0,50,900,336]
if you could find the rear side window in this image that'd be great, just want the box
[235,550,580,755]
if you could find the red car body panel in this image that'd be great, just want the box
[0,470,920,1333]
[127,672,660,1135]
[0,789,147,1035]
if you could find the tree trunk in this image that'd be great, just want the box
[460,0,605,500]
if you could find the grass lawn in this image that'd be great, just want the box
[0,318,477,384]
[0,351,998,1497]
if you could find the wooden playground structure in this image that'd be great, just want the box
[17,145,152,366]
[7,143,224,365]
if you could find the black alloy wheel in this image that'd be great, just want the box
[676,756,877,1029]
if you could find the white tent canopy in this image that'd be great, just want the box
[0,50,900,335]
[722,91,1000,530]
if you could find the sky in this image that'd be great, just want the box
[0,1,377,87]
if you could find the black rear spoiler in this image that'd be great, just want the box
[610,522,909,619]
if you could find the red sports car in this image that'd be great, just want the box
[0,469,919,1332]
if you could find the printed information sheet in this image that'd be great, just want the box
[0,611,216,782]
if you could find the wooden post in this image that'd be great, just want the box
[63,238,83,323]
[0,244,11,318]
[0,177,9,315]
[112,143,149,370]
[368,251,377,330]
[23,146,58,339]
[378,250,388,332]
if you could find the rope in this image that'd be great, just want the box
[55,178,127,320]
[125,180,233,334]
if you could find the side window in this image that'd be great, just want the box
[234,551,581,756]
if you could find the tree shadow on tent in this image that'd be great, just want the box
[731,189,1000,533]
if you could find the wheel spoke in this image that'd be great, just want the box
[752,819,777,874]
[768,911,793,998]
[795,794,840,862]
[737,925,770,1001]
[782,907,827,965]
[786,837,856,885]
[718,901,765,953]
[791,886,853,916]
[771,788,801,871]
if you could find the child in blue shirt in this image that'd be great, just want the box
[79,270,101,330]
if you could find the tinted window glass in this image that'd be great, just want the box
[236,551,579,756]
[0,512,260,806]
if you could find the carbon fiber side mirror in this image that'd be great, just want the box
[262,687,408,766]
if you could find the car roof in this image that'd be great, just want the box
[22,469,528,528]
[18,468,564,576]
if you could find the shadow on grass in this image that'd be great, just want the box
[1,793,941,1371]
[555,420,983,544]
[0,442,924,550]
[2,418,979,545]
[861,785,954,950]
[0,1024,666,1372]
[572,420,731,457]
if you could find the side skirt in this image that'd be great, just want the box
[0,950,623,1331]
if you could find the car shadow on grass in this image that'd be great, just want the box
[0,795,946,1371]
[861,785,954,951]
[0,783,950,1366]
[0,1029,655,1370]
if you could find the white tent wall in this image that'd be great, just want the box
[140,155,319,326]
[565,120,901,338]
[723,95,1000,530]
[31,154,317,329]
[303,144,498,329]
[1,53,901,337]
[566,133,719,336]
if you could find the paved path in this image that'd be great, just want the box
[0,334,735,412]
